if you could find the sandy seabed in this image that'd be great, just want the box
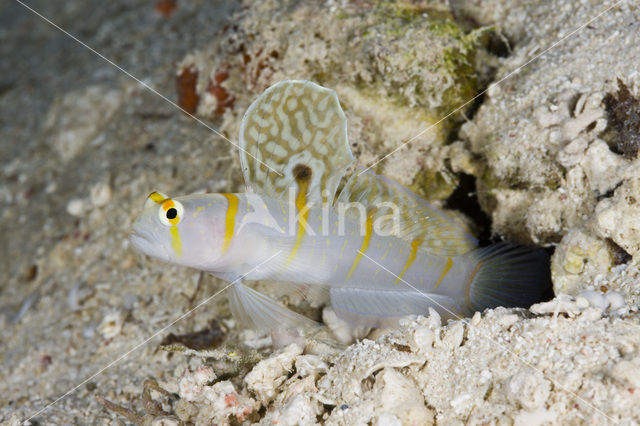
[1,1,639,424]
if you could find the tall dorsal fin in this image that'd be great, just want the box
[239,80,354,205]
[337,170,477,256]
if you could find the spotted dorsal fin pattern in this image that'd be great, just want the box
[337,170,477,256]
[239,80,354,206]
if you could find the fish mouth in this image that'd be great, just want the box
[129,222,150,250]
[129,230,146,250]
[129,223,172,261]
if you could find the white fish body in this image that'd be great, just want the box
[131,81,549,330]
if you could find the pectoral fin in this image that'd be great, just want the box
[228,282,320,331]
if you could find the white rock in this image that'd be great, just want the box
[97,310,124,339]
[530,294,581,316]
[244,343,303,404]
[45,181,58,194]
[534,105,563,128]
[610,357,640,388]
[205,380,257,422]
[594,177,640,256]
[562,94,605,141]
[551,228,613,295]
[506,369,550,410]
[487,82,501,97]
[151,417,180,426]
[514,407,558,426]
[179,368,210,402]
[374,368,434,425]
[177,368,257,423]
[6,414,23,426]
[497,313,519,328]
[323,306,370,344]
[577,290,607,311]
[557,137,588,168]
[375,412,402,426]
[295,354,328,377]
[581,139,627,194]
[450,393,472,415]
[66,198,87,217]
[580,307,603,321]
[270,393,323,426]
[193,366,216,386]
[574,296,590,309]
[427,307,441,328]
[605,291,626,312]
[470,311,482,326]
[90,183,112,207]
[441,322,464,349]
[410,326,434,352]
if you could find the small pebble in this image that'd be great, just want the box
[66,198,87,217]
[411,326,434,351]
[295,355,328,377]
[90,183,112,207]
[506,369,550,410]
[427,307,441,328]
[442,322,464,349]
[193,366,216,386]
[45,181,57,194]
[581,307,603,321]
[605,291,626,311]
[577,290,608,311]
[83,325,96,339]
[470,311,482,326]
[98,310,124,339]
[497,314,519,328]
[575,296,590,309]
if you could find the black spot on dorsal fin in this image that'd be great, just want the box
[293,163,312,182]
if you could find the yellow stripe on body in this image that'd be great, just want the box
[286,175,311,264]
[434,257,454,289]
[346,212,374,280]
[465,261,483,306]
[394,237,423,285]
[220,193,239,253]
[337,239,349,259]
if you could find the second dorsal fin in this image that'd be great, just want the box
[239,80,354,206]
[337,170,477,256]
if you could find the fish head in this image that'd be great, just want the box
[130,192,228,270]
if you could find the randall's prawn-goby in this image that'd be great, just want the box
[130,80,549,330]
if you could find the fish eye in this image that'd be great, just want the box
[158,199,184,226]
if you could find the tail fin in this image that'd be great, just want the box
[469,244,550,312]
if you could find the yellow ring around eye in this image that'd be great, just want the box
[158,199,184,226]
